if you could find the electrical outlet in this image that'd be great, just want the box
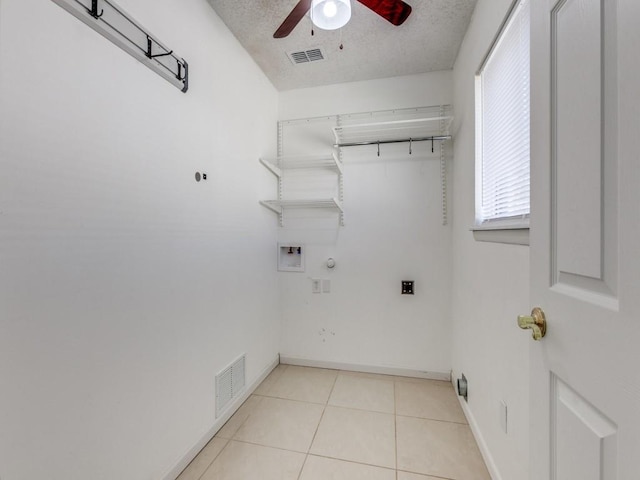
[401,280,414,295]
[322,279,331,293]
[312,278,321,293]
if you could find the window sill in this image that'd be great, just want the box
[471,224,530,246]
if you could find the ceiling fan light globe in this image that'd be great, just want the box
[323,1,338,18]
[311,0,351,30]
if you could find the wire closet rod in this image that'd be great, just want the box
[334,135,451,148]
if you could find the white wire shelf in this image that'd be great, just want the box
[332,106,453,147]
[259,198,343,215]
[259,153,342,176]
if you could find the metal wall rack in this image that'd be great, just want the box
[333,106,453,225]
[52,0,189,92]
[260,105,453,227]
[259,153,344,227]
[332,108,453,153]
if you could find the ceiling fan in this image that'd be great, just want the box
[274,0,412,38]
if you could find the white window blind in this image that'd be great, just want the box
[476,0,530,225]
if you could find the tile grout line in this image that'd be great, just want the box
[194,438,232,480]
[311,402,395,414]
[299,366,330,479]
[395,412,469,426]
[397,467,456,480]
[225,438,310,455]
[303,452,398,472]
[229,438,396,471]
[259,364,287,397]
[294,371,340,480]
[394,377,398,479]
[295,454,309,480]
[204,438,457,480]
[199,366,477,479]
[231,367,342,479]
[307,371,339,455]
[252,392,330,407]
[220,395,265,441]
[197,389,276,475]
[308,402,397,423]
[328,371,397,416]
[314,372,399,473]
[191,368,285,479]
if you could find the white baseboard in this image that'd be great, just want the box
[280,355,451,381]
[452,378,502,480]
[161,354,280,480]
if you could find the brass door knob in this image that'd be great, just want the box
[518,307,547,340]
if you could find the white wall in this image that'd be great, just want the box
[0,1,279,479]
[277,73,454,375]
[279,71,452,119]
[450,1,530,479]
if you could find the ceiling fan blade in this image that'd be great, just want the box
[273,0,312,38]
[357,0,412,26]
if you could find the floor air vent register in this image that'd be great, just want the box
[215,354,246,417]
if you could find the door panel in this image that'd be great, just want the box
[552,375,618,480]
[551,0,619,304]
[530,0,639,479]
[553,0,603,282]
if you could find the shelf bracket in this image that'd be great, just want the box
[259,201,283,215]
[259,158,282,178]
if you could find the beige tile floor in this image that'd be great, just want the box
[177,365,491,480]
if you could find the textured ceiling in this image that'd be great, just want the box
[207,0,477,91]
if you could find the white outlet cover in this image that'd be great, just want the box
[322,279,331,293]
[312,278,321,293]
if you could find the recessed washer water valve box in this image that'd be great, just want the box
[401,281,414,295]
[278,244,304,272]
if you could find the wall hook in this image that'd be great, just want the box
[54,0,189,93]
[87,0,103,18]
[146,35,173,59]
[177,59,189,92]
[431,137,434,153]
[146,36,153,58]
[377,141,380,157]
[409,138,412,155]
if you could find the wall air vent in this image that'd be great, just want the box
[288,48,325,65]
[215,354,246,417]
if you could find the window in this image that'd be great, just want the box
[475,0,530,234]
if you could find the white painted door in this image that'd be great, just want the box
[529,0,640,479]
